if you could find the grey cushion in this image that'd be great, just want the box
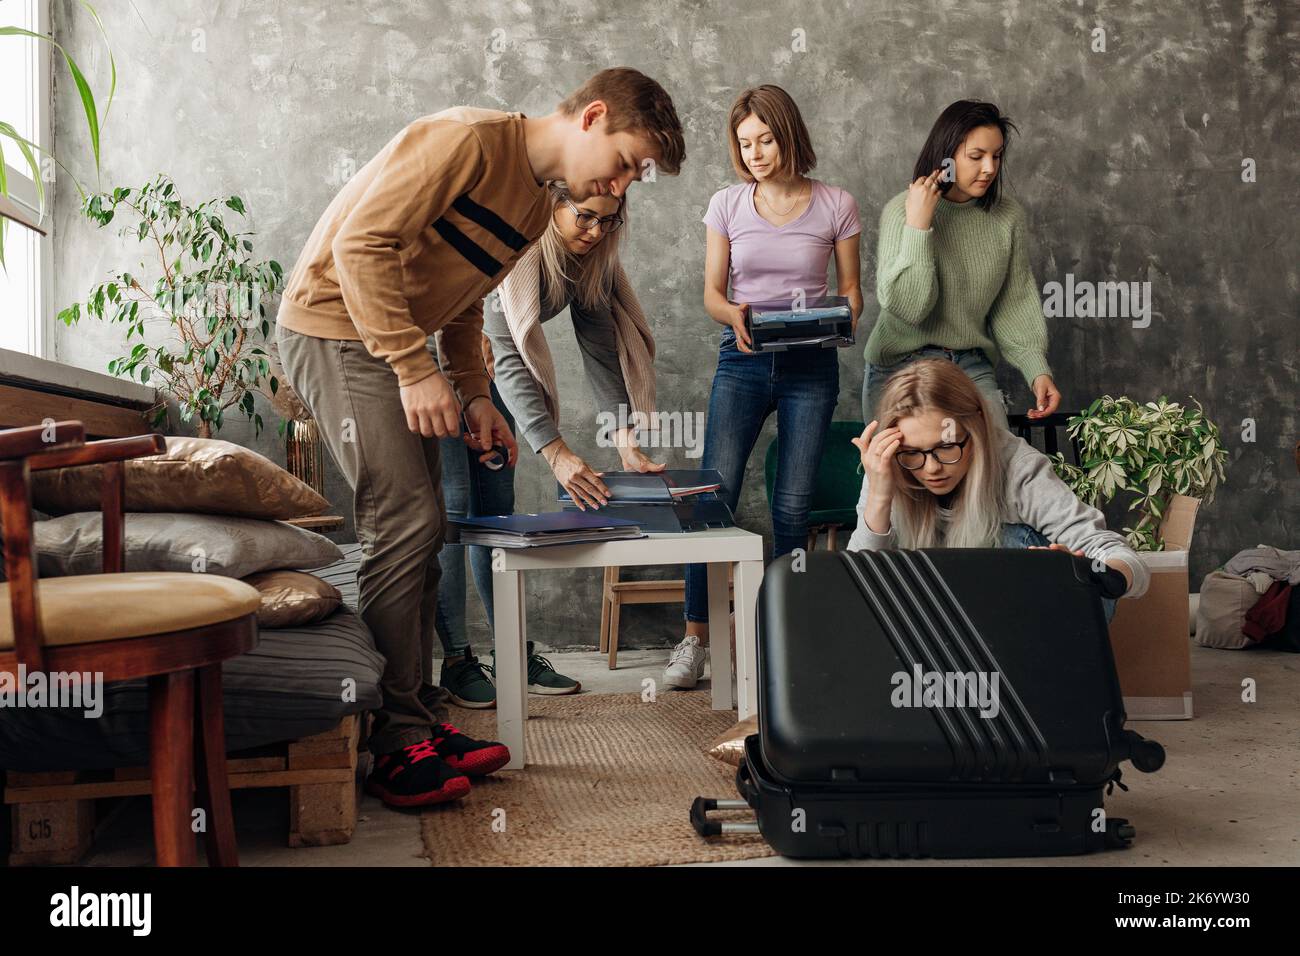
[0,605,383,770]
[32,512,343,579]
[314,541,363,609]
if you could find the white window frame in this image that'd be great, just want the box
[2,0,53,359]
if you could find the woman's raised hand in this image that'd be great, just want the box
[851,420,903,503]
[904,168,943,231]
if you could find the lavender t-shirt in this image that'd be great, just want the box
[702,179,862,305]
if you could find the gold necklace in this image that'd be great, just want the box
[757,178,808,217]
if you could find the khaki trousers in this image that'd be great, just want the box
[277,325,452,753]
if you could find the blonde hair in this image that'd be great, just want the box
[538,181,626,315]
[726,85,817,182]
[875,359,1009,549]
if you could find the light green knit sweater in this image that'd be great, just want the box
[863,190,1052,388]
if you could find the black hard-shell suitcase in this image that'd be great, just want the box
[692,548,1165,858]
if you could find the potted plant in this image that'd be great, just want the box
[57,174,284,438]
[1048,396,1228,551]
[1,1,114,261]
[1049,396,1229,721]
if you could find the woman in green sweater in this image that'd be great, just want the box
[862,100,1062,432]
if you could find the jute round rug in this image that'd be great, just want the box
[420,690,776,866]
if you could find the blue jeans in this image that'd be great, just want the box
[684,328,840,623]
[1000,522,1117,624]
[434,381,516,654]
[862,346,1009,432]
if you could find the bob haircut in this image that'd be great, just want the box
[726,85,817,182]
[912,100,1018,211]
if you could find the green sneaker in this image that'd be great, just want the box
[440,649,497,709]
[491,641,582,696]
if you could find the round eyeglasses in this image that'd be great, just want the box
[895,433,971,470]
[565,198,624,234]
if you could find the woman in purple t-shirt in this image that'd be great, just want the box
[664,84,864,690]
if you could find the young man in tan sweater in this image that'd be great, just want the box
[277,68,685,808]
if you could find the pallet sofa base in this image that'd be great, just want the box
[4,713,365,865]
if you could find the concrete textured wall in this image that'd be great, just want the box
[49,1,1298,650]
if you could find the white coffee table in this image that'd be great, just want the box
[491,527,764,769]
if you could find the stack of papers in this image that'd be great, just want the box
[449,512,644,548]
[746,295,854,352]
[661,469,723,497]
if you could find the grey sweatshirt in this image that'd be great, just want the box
[1223,545,1300,585]
[484,272,632,454]
[846,425,1151,600]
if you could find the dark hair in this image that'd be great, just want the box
[726,85,817,182]
[912,100,1018,210]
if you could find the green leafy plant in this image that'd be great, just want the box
[0,0,116,266]
[57,175,284,438]
[1049,396,1228,552]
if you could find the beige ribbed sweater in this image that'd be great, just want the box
[495,242,657,436]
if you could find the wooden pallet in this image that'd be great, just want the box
[3,713,365,865]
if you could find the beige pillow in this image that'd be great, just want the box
[32,436,328,520]
[1193,570,1257,649]
[242,570,342,628]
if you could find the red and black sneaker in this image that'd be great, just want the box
[430,722,511,777]
[365,739,471,808]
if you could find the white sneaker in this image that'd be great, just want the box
[664,635,707,689]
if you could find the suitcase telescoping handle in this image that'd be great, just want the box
[690,798,760,837]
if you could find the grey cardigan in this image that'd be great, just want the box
[846,426,1151,600]
[484,273,632,454]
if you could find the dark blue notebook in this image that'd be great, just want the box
[451,512,642,535]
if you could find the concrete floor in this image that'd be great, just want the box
[76,644,1300,867]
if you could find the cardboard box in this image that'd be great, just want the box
[1107,494,1200,719]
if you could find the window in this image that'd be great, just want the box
[0,0,51,357]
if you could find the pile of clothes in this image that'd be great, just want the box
[1196,545,1300,650]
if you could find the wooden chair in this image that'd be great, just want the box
[763,421,867,554]
[599,566,733,669]
[1006,412,1083,465]
[0,421,261,866]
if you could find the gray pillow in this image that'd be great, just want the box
[33,512,343,579]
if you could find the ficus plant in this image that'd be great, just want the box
[57,175,284,438]
[1049,396,1228,552]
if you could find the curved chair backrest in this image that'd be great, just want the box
[763,420,866,516]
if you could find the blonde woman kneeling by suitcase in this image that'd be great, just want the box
[847,359,1147,622]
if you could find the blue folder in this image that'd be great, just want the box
[448,511,645,548]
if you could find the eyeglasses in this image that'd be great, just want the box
[895,433,971,470]
[564,198,624,234]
